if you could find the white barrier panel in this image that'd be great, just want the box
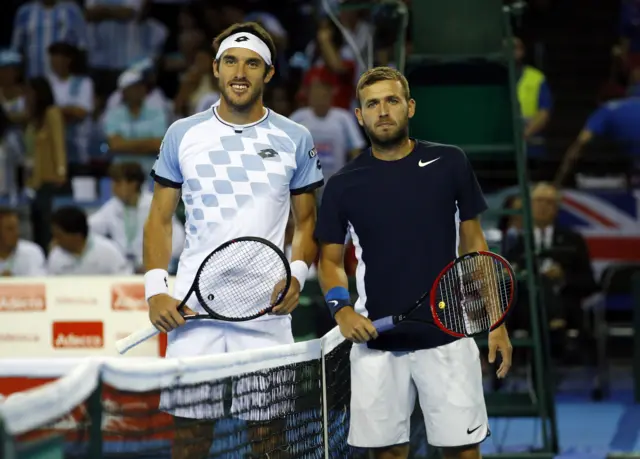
[0,276,174,358]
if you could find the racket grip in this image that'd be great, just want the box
[115,325,160,355]
[372,316,395,333]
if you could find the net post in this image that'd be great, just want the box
[320,336,330,459]
[87,378,103,457]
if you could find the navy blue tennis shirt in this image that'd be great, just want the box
[314,139,488,352]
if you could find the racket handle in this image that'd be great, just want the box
[372,316,395,333]
[115,325,160,355]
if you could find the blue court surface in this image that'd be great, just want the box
[481,366,640,458]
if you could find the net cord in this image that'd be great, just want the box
[0,329,349,437]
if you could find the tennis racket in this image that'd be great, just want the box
[115,236,291,355]
[372,251,517,338]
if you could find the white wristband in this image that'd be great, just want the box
[144,269,169,301]
[290,260,309,291]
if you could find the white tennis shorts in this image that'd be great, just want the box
[159,316,294,421]
[348,338,489,449]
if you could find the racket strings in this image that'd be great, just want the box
[435,255,513,335]
[196,240,289,319]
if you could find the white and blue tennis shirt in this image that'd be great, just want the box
[151,106,324,301]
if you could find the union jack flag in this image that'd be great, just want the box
[557,189,640,278]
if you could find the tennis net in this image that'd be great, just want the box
[0,327,432,458]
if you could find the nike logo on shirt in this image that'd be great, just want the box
[418,158,440,167]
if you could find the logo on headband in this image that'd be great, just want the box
[235,36,249,42]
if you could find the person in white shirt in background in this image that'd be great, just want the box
[103,69,169,179]
[47,42,94,175]
[89,162,185,273]
[48,205,133,275]
[105,58,173,122]
[0,207,46,276]
[290,71,366,200]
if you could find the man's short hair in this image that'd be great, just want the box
[109,162,146,187]
[51,206,88,238]
[0,207,18,220]
[356,66,411,106]
[212,22,277,68]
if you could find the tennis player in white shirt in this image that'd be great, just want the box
[89,162,184,272]
[143,22,323,458]
[0,208,46,276]
[47,206,133,275]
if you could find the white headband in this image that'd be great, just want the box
[215,32,272,66]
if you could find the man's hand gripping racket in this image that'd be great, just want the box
[115,237,292,355]
[372,251,517,338]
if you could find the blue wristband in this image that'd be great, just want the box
[325,286,351,318]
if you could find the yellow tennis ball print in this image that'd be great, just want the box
[438,301,446,309]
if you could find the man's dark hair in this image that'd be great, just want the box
[0,207,18,221]
[51,206,88,238]
[109,162,146,189]
[212,22,277,71]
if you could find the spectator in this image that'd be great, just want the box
[290,70,365,188]
[48,205,132,275]
[506,183,597,345]
[555,78,640,185]
[0,207,46,276]
[11,0,87,78]
[298,19,358,110]
[88,162,184,273]
[24,77,67,252]
[162,22,207,87]
[172,44,220,117]
[0,106,23,202]
[85,0,168,96]
[0,49,28,125]
[103,69,168,177]
[512,37,553,160]
[47,42,94,175]
[105,58,173,122]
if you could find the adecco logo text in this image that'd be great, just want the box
[111,283,147,311]
[0,284,46,311]
[52,322,104,348]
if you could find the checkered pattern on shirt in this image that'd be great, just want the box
[180,122,297,241]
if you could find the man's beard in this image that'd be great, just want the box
[220,85,263,112]
[364,122,409,149]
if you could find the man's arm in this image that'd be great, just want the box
[290,192,318,267]
[143,184,180,272]
[554,129,593,186]
[524,81,552,140]
[273,123,324,314]
[318,242,349,296]
[453,146,511,376]
[458,217,489,254]
[318,242,377,342]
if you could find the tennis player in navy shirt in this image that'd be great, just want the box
[315,67,513,459]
